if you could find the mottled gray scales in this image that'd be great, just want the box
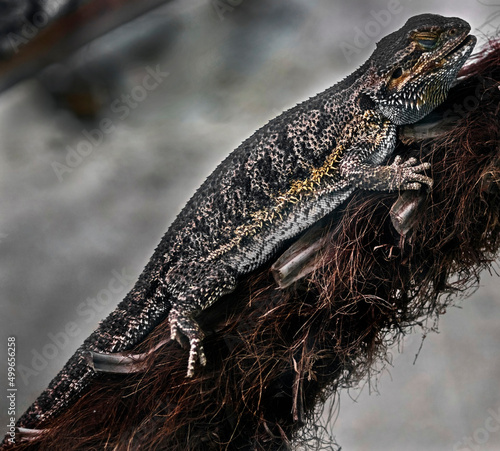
[15,13,475,432]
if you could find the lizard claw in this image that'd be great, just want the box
[390,156,433,191]
[168,309,207,377]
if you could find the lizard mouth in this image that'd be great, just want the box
[399,29,476,82]
[442,34,476,61]
[397,32,475,95]
[427,31,476,70]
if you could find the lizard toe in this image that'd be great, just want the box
[401,156,418,167]
[168,308,206,376]
[187,338,207,377]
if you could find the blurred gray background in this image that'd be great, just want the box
[1,0,499,449]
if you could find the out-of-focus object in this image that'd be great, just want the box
[0,0,172,96]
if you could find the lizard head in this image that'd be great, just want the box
[366,13,476,125]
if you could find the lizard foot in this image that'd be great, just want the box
[168,309,207,377]
[390,155,433,191]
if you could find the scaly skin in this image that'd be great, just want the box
[12,13,475,435]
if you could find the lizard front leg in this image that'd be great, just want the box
[340,154,433,192]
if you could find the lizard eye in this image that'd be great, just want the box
[414,32,439,50]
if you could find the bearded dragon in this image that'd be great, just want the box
[12,13,475,435]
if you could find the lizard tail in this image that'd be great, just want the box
[14,279,172,431]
